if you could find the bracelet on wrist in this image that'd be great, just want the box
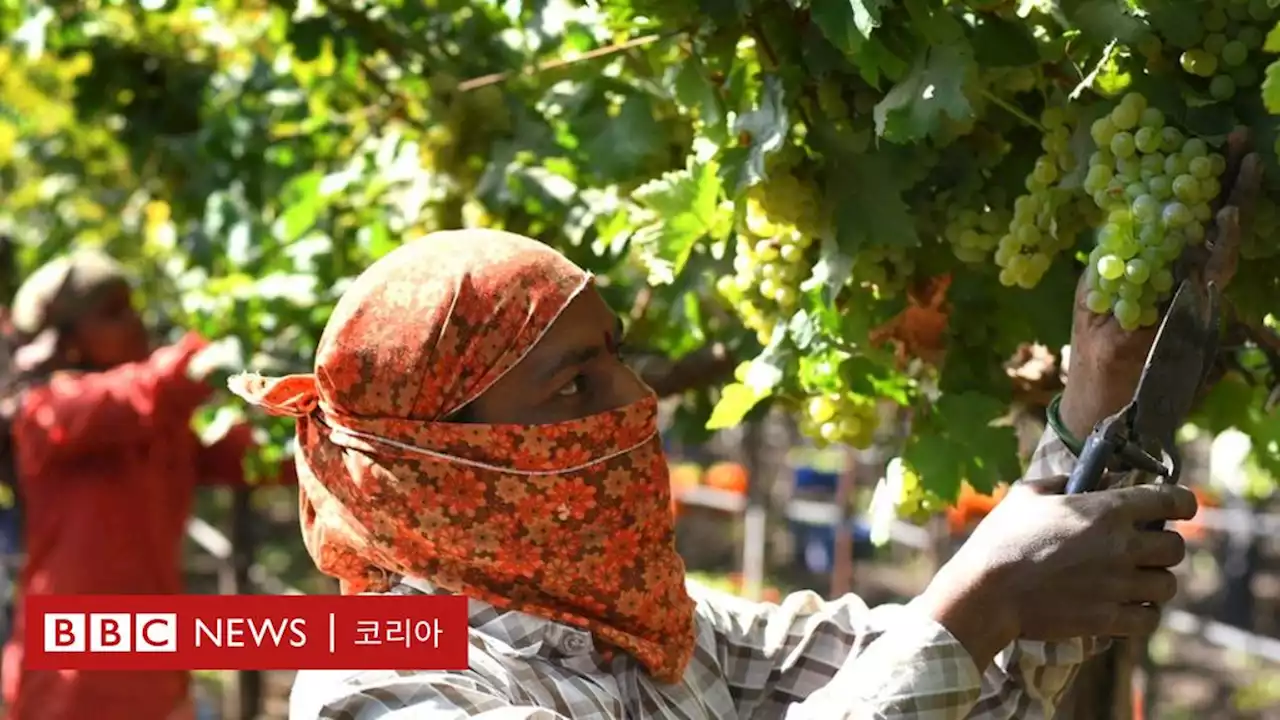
[1047,393,1085,457]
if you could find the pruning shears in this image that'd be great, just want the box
[1064,278,1221,521]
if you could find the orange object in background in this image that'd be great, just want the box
[704,462,748,495]
[947,483,1010,535]
[1172,485,1221,543]
[669,463,702,494]
[668,462,702,517]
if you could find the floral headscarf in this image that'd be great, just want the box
[230,230,696,683]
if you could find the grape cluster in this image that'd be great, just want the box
[1177,0,1271,100]
[715,170,821,345]
[995,106,1085,288]
[799,392,879,449]
[943,195,1012,264]
[850,246,917,298]
[877,458,944,525]
[1082,92,1226,329]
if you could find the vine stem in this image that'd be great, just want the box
[457,31,683,92]
[746,14,818,131]
[979,87,1044,132]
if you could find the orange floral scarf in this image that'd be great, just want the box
[229,230,696,683]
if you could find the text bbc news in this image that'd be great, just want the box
[26,595,469,671]
[44,614,319,652]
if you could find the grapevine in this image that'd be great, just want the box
[9,0,1280,528]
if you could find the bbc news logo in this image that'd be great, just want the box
[45,613,177,652]
[25,595,468,671]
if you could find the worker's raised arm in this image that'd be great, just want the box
[13,332,214,475]
[700,425,1181,720]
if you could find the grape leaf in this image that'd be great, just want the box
[874,39,975,143]
[1063,0,1146,45]
[827,150,920,259]
[632,158,728,284]
[707,326,790,430]
[904,392,1019,498]
[1266,23,1280,53]
[579,94,667,181]
[669,55,724,133]
[1144,0,1206,49]
[724,74,789,191]
[971,17,1039,67]
[709,384,766,432]
[1264,60,1280,114]
[810,0,892,56]
[809,234,858,303]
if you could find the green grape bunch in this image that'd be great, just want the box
[994,105,1089,288]
[1082,92,1226,330]
[715,169,822,345]
[870,457,944,528]
[1175,0,1273,101]
[799,391,879,449]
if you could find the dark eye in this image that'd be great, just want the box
[556,376,584,397]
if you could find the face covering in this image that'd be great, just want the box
[229,229,696,683]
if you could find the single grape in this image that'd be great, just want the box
[1163,202,1193,227]
[1111,132,1137,158]
[1091,117,1118,147]
[1134,127,1162,153]
[1221,40,1248,67]
[1132,195,1160,222]
[1148,175,1173,200]
[1210,74,1236,100]
[1111,102,1140,130]
[1180,49,1218,77]
[1085,290,1112,313]
[1172,174,1201,203]
[1183,138,1209,158]
[1098,254,1126,280]
[1205,8,1228,32]
[1114,298,1142,328]
[1204,33,1228,55]
[1124,258,1151,284]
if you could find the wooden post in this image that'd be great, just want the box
[741,421,766,602]
[219,488,261,720]
[828,447,856,598]
[1057,641,1136,720]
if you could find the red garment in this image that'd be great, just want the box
[1,332,297,720]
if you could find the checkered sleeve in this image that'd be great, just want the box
[290,668,570,719]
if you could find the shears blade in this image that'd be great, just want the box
[1129,278,1219,455]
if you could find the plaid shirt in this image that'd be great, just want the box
[291,427,1101,719]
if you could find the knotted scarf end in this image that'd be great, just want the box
[228,371,320,418]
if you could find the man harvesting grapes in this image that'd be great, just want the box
[230,159,1257,719]
[0,248,298,720]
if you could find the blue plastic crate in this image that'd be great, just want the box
[789,518,874,574]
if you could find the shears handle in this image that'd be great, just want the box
[1065,430,1123,495]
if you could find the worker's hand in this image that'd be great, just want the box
[187,336,245,385]
[1060,129,1262,440]
[917,475,1196,668]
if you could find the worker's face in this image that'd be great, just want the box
[66,281,150,369]
[453,287,651,425]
